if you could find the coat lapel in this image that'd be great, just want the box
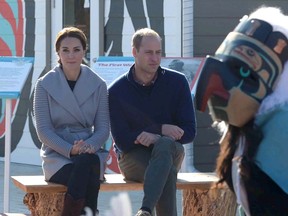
[73,65,101,106]
[41,65,96,127]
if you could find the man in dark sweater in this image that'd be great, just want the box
[108,28,196,216]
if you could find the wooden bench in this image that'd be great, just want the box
[11,173,237,216]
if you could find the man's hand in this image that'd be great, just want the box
[134,132,161,147]
[162,124,184,140]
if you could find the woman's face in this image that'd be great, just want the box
[58,37,85,72]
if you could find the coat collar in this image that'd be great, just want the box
[40,64,103,127]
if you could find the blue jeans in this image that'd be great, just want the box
[118,136,184,216]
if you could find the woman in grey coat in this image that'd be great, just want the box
[33,27,110,216]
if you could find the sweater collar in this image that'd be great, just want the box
[127,64,164,86]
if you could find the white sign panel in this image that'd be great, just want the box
[92,56,134,86]
[0,57,34,98]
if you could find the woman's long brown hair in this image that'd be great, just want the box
[214,120,263,191]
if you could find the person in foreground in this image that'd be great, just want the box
[33,27,110,216]
[109,28,196,216]
[195,7,288,216]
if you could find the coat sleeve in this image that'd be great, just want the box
[33,79,73,158]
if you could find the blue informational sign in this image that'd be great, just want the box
[92,56,134,86]
[0,56,34,98]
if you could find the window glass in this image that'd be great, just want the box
[63,0,90,64]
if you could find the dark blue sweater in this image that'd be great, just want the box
[108,65,196,153]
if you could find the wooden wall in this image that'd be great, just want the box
[194,0,288,57]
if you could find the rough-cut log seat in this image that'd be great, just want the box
[11,172,237,216]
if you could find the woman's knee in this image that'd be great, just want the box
[74,153,100,168]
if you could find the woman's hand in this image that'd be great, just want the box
[70,140,96,155]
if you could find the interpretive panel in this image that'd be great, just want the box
[0,57,34,98]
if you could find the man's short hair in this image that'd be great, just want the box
[131,28,161,51]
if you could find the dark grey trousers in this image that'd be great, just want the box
[118,136,184,216]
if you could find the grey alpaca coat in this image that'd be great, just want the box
[33,64,110,181]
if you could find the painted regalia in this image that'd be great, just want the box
[195,7,288,216]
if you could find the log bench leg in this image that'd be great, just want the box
[182,188,237,216]
[23,192,65,216]
[23,188,237,216]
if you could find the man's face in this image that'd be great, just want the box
[133,36,162,74]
